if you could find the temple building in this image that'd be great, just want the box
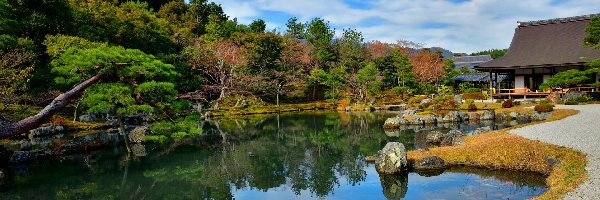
[475,14,600,98]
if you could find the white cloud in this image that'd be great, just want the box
[212,0,600,53]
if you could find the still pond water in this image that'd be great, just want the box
[0,111,547,199]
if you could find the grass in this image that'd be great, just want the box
[407,109,586,200]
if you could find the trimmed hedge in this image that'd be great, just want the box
[534,103,554,112]
[502,100,513,108]
[463,92,485,100]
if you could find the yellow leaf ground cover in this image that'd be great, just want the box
[408,109,585,200]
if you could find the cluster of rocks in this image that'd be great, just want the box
[2,123,150,163]
[384,110,495,128]
[7,131,119,163]
[425,130,466,147]
[384,109,551,129]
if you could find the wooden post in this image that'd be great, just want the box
[495,72,499,92]
[489,71,494,100]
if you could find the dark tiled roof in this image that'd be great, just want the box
[453,55,493,70]
[453,55,492,63]
[476,14,600,70]
[452,73,509,82]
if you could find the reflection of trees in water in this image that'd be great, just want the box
[196,112,384,197]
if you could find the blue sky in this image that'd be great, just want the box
[204,0,599,53]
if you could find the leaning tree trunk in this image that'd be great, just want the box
[0,73,105,138]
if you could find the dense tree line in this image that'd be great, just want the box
[0,0,492,137]
[0,0,457,105]
[470,48,507,59]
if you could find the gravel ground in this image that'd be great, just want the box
[510,104,600,199]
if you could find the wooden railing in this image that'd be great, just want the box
[496,84,599,95]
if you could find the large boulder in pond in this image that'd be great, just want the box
[78,114,97,122]
[442,111,461,122]
[481,110,495,120]
[375,142,408,174]
[441,130,465,146]
[414,156,447,170]
[425,131,444,144]
[128,126,148,143]
[495,113,507,121]
[384,117,408,128]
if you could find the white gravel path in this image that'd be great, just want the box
[510,104,600,200]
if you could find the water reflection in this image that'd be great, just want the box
[0,111,546,199]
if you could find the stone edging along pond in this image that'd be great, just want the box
[371,109,587,200]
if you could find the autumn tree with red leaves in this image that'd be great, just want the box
[186,39,246,110]
[410,49,445,84]
[366,40,393,60]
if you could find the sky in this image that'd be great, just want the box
[202,0,599,54]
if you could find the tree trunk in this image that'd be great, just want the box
[0,73,105,138]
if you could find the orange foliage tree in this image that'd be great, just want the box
[366,40,393,60]
[410,49,445,84]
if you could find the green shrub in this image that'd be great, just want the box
[496,99,503,103]
[438,85,454,96]
[428,95,458,110]
[534,103,554,112]
[171,100,192,113]
[458,82,474,93]
[502,100,513,108]
[148,112,203,142]
[465,99,475,104]
[565,100,579,105]
[574,95,593,103]
[143,135,169,143]
[407,95,427,109]
[465,88,481,93]
[589,92,600,101]
[408,96,427,104]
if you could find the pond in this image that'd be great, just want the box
[0,111,547,199]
